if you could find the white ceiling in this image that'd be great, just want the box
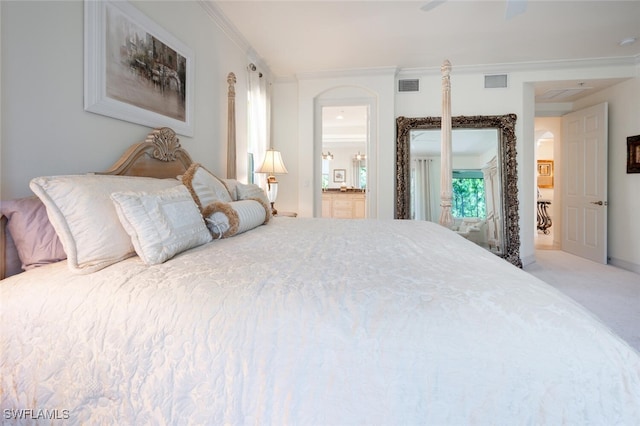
[212,0,639,144]
[213,0,640,79]
[411,128,499,156]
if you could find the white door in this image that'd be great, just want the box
[561,103,608,263]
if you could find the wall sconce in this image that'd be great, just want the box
[354,152,366,161]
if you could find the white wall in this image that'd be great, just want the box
[288,70,397,219]
[393,64,639,267]
[573,75,640,272]
[1,0,251,199]
[274,62,638,267]
[396,69,533,260]
[2,1,638,272]
[271,79,298,214]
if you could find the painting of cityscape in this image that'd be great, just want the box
[105,3,187,123]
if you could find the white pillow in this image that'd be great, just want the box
[236,182,272,220]
[29,174,180,274]
[181,163,233,209]
[111,185,212,265]
[203,199,268,239]
[222,179,239,201]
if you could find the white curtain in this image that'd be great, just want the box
[247,66,268,186]
[413,158,432,221]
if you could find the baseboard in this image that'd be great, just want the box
[608,257,640,275]
[521,253,536,267]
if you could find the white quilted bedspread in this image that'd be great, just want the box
[1,218,639,425]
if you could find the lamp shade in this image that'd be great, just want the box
[257,148,288,176]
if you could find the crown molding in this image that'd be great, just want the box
[398,56,640,78]
[296,66,399,81]
[196,3,639,81]
[198,0,272,79]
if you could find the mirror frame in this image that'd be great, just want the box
[395,114,521,267]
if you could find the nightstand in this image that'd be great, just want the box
[274,211,298,218]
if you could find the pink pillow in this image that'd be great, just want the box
[1,196,66,270]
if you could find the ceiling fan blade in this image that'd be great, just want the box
[420,0,447,12]
[505,0,527,20]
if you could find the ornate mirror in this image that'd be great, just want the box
[395,114,521,267]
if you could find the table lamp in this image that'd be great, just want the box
[257,148,288,215]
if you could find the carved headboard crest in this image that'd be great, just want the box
[101,127,193,178]
[145,127,182,162]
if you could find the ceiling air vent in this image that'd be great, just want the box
[398,79,420,93]
[484,74,508,89]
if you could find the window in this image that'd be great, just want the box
[358,164,367,189]
[452,170,485,218]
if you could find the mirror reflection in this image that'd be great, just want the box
[395,115,521,267]
[410,128,503,254]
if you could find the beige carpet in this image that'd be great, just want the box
[524,249,640,352]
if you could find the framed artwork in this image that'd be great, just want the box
[537,160,554,188]
[627,135,640,174]
[84,0,194,136]
[333,169,346,183]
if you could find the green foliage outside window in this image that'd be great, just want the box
[452,171,486,218]
[322,173,329,190]
[359,166,367,189]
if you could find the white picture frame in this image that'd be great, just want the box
[84,0,194,136]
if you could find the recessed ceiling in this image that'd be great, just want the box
[322,105,368,148]
[533,78,629,103]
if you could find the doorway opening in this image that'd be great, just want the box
[320,104,370,219]
[534,123,558,250]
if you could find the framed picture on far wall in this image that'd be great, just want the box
[333,169,346,183]
[84,0,194,136]
[537,159,554,188]
[627,135,640,174]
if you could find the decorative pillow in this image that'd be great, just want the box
[111,185,211,265]
[29,174,180,274]
[2,223,23,278]
[203,199,268,239]
[222,179,239,201]
[181,163,233,210]
[0,196,66,271]
[236,182,272,220]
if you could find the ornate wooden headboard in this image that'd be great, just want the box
[101,127,194,178]
[1,127,194,280]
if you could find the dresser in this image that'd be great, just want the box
[321,191,366,219]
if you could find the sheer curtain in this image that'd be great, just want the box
[413,158,432,221]
[247,64,268,186]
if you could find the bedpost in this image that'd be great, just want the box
[439,60,454,228]
[227,72,237,180]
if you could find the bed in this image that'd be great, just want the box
[1,127,639,425]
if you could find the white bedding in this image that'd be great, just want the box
[1,218,639,424]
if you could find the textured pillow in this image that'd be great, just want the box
[222,179,239,201]
[236,182,272,220]
[0,196,66,271]
[181,163,233,210]
[111,185,211,265]
[29,174,180,274]
[2,224,23,278]
[203,199,268,239]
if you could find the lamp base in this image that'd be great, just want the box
[270,202,277,216]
